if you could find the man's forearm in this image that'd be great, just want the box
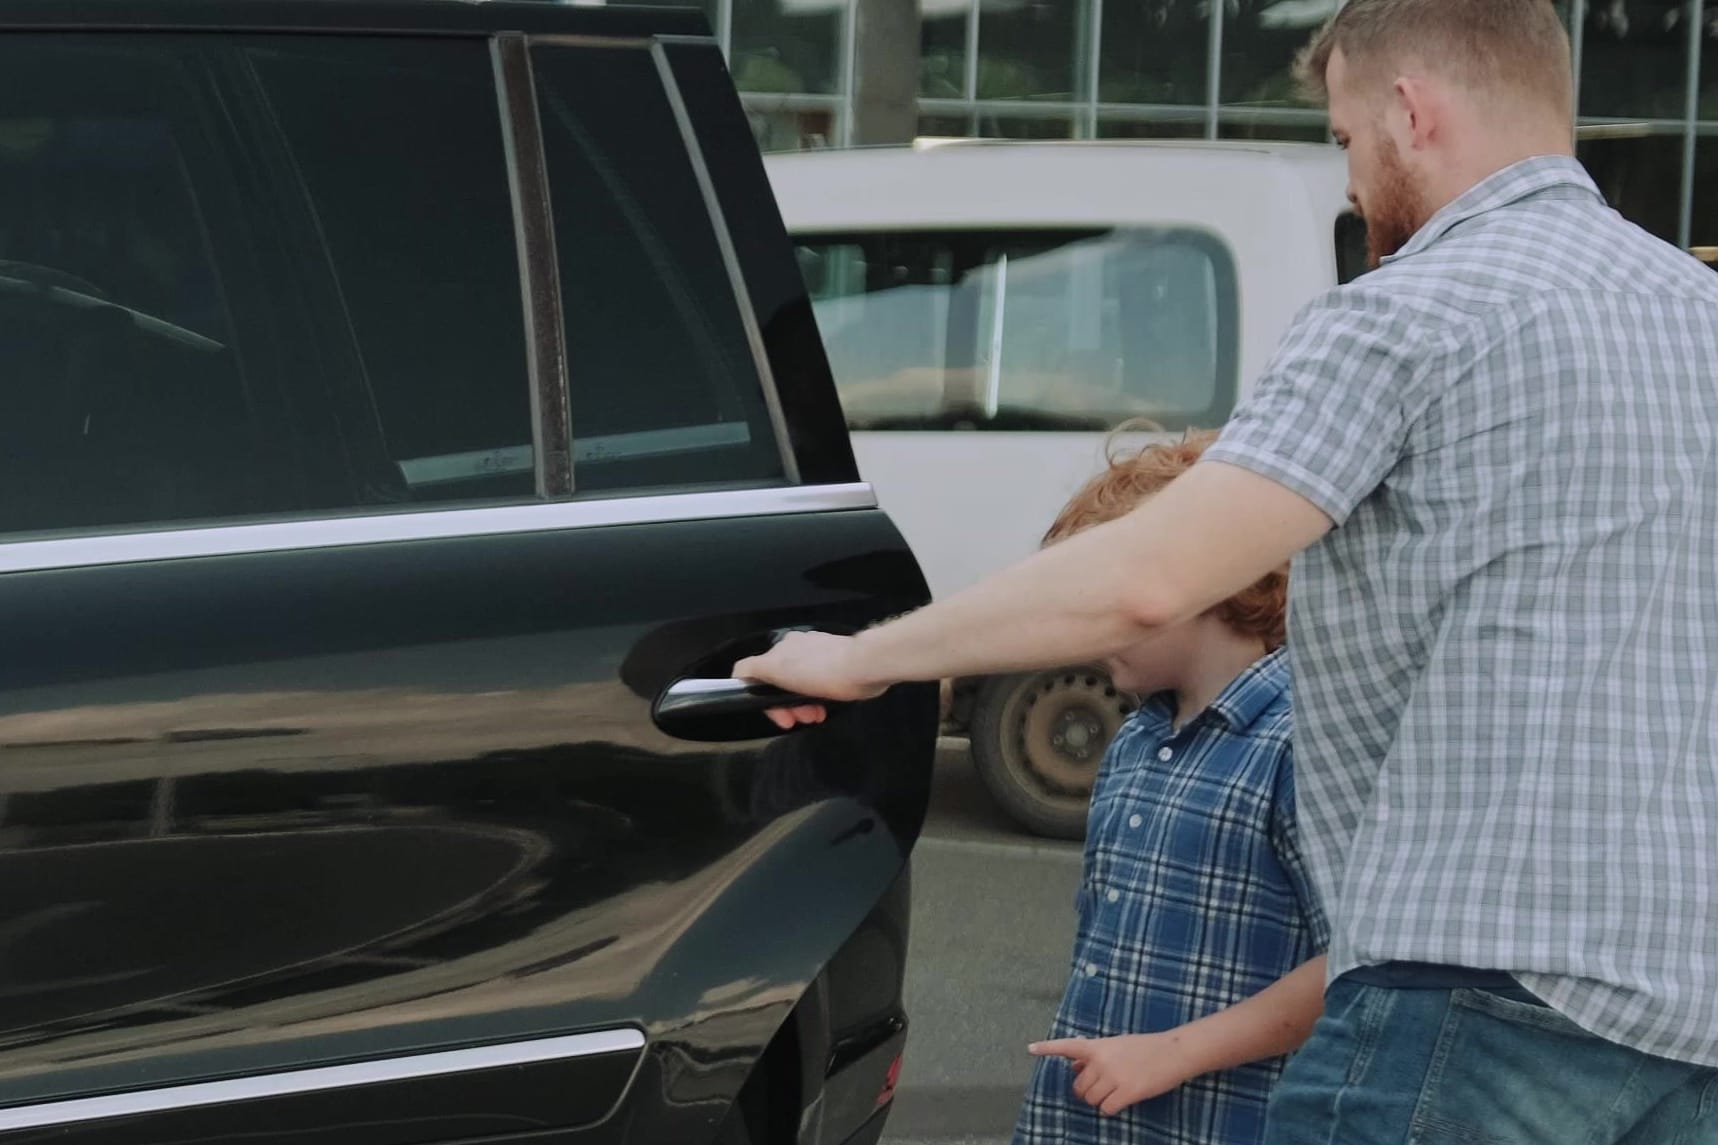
[847,516,1168,687]
[1177,955,1328,1077]
[735,463,1331,703]
[844,461,1333,689]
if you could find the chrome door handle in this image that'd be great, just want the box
[652,678,826,723]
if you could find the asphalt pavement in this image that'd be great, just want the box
[881,740,1083,1145]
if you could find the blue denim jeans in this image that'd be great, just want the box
[1266,974,1718,1144]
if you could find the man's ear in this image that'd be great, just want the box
[1392,74,1439,151]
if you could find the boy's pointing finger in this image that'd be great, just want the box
[1028,1039,1089,1060]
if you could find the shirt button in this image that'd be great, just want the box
[1106,889,1120,903]
[1128,813,1143,829]
[1085,962,1100,977]
[1157,747,1173,761]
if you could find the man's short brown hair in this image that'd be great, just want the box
[1043,429,1287,650]
[1295,0,1572,116]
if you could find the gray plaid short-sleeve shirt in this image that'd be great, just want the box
[1203,156,1718,1066]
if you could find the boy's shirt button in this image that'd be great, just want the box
[1128,814,1143,829]
[1157,746,1174,761]
[1085,962,1100,977]
[1106,889,1120,903]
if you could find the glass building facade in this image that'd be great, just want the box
[632,0,1718,258]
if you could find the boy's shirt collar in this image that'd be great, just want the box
[1138,647,1289,736]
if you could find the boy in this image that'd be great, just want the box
[1013,430,1327,1145]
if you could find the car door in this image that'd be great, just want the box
[0,15,933,1145]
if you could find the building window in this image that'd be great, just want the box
[1218,0,1325,108]
[973,108,1077,138]
[1217,116,1329,142]
[921,0,969,99]
[1687,134,1718,263]
[1581,0,1691,118]
[1095,116,1207,139]
[1100,0,1209,106]
[745,103,839,150]
[1702,14,1718,119]
[975,0,1084,101]
[732,0,843,95]
[1578,125,1687,242]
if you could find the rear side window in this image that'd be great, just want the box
[532,45,785,495]
[248,39,535,504]
[794,229,1238,432]
[0,34,534,538]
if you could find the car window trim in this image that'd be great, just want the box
[494,32,573,498]
[0,483,877,575]
[646,39,800,484]
[523,34,800,489]
[0,1028,645,1132]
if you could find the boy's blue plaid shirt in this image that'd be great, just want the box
[1014,648,1328,1145]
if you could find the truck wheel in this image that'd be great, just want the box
[968,668,1134,840]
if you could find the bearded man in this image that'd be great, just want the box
[737,1,1718,1139]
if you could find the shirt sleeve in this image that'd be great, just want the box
[1202,287,1438,526]
[1269,747,1331,952]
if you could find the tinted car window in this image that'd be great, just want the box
[0,35,534,537]
[533,45,786,494]
[248,39,536,504]
[0,39,282,534]
[795,228,1239,432]
[1336,210,1370,284]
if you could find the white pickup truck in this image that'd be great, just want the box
[767,139,1363,837]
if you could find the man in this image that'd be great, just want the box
[737,0,1718,1140]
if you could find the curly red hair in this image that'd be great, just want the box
[1042,428,1288,650]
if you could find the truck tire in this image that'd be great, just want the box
[968,667,1135,840]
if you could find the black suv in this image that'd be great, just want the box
[0,4,936,1144]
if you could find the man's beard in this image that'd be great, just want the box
[1362,136,1432,268]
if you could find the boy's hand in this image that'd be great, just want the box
[1029,1032,1206,1116]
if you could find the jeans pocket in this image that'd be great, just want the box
[1411,989,1618,1145]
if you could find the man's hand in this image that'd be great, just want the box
[732,631,888,729]
[1029,1032,1206,1116]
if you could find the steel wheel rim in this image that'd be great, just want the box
[1008,669,1134,796]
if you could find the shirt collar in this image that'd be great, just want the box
[1140,646,1290,735]
[1381,154,1601,266]
[1205,646,1290,732]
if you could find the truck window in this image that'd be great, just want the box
[1335,210,1370,284]
[794,228,1238,433]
